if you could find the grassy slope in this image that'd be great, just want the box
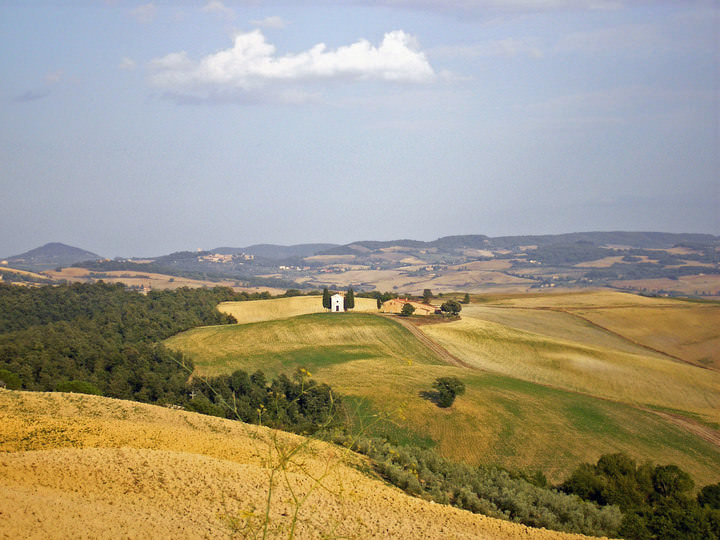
[424,313,720,424]
[217,295,378,325]
[167,296,720,484]
[1,390,594,540]
[167,312,442,378]
[476,291,720,369]
[424,293,720,423]
[570,305,720,370]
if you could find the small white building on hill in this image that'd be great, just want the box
[331,293,345,312]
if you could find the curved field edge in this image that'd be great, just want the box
[165,312,444,379]
[0,390,605,540]
[326,362,720,485]
[471,291,720,369]
[423,311,720,425]
[217,295,379,325]
[165,313,720,485]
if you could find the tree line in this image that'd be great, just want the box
[2,282,718,538]
[0,282,239,402]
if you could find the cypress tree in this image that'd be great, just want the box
[345,288,355,310]
[322,288,331,310]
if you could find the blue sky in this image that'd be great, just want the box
[1,1,718,257]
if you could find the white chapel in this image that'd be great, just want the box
[330,293,345,312]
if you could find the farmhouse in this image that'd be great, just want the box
[331,293,345,312]
[380,298,438,316]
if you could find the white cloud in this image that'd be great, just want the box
[130,3,157,24]
[149,30,435,102]
[119,57,137,70]
[202,1,235,20]
[250,16,288,29]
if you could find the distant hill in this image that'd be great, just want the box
[5,242,101,271]
[320,232,719,254]
[488,231,719,249]
[215,243,339,260]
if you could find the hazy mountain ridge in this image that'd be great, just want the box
[4,242,102,271]
[4,232,719,297]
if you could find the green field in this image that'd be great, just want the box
[166,293,720,484]
[166,312,442,378]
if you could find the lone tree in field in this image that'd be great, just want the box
[441,299,462,315]
[322,288,331,310]
[432,376,466,408]
[422,289,433,304]
[345,288,355,310]
[400,303,415,317]
[462,293,470,304]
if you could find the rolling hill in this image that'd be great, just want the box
[4,242,101,271]
[216,295,379,325]
[0,389,604,540]
[9,231,718,297]
[166,292,720,485]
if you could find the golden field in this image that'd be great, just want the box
[0,390,606,540]
[167,293,720,485]
[304,268,535,295]
[217,295,378,325]
[44,267,285,294]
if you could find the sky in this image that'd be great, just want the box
[1,0,718,257]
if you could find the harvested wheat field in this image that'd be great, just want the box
[0,390,607,540]
[424,294,720,424]
[218,295,378,325]
[44,267,284,294]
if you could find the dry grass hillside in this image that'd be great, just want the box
[0,390,606,540]
[425,292,720,422]
[44,267,284,294]
[166,295,720,485]
[218,295,378,325]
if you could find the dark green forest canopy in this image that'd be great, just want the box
[0,282,244,401]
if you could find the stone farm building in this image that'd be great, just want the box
[380,298,439,316]
[331,293,345,312]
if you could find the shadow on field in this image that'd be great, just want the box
[419,390,442,407]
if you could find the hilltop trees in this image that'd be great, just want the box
[322,287,331,310]
[423,289,433,304]
[441,299,462,315]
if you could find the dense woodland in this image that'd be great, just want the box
[1,282,719,538]
[0,282,236,402]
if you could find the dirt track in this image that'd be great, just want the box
[379,313,475,369]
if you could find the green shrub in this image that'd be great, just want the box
[339,434,622,537]
[699,483,720,509]
[432,376,466,408]
[55,380,103,396]
[0,368,21,390]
